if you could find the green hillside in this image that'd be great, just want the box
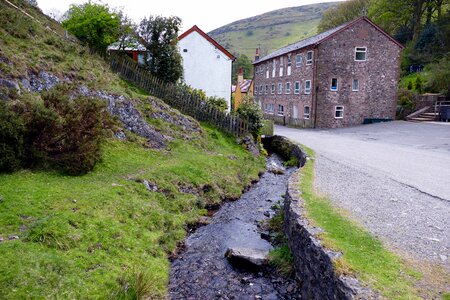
[209,2,339,58]
[0,1,264,298]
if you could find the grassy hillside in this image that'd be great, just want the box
[209,2,339,58]
[0,1,265,298]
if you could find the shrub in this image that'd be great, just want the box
[235,95,263,139]
[12,85,113,175]
[0,102,25,172]
[206,96,228,112]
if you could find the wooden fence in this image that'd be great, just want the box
[106,53,249,137]
[263,113,312,128]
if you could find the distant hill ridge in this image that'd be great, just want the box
[208,2,339,58]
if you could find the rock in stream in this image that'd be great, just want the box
[169,155,300,299]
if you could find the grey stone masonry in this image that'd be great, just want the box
[284,168,378,299]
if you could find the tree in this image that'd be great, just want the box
[138,16,183,83]
[62,2,121,52]
[232,54,253,82]
[235,95,263,138]
[318,0,371,32]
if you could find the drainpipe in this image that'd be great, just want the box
[312,46,319,128]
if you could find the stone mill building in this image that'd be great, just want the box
[253,16,404,128]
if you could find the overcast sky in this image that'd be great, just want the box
[37,0,343,33]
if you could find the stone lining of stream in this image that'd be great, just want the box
[283,155,378,299]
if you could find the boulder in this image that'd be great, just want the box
[267,160,286,175]
[225,247,269,270]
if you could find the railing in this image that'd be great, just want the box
[263,113,313,128]
[106,54,249,137]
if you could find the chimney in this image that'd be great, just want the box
[238,67,244,83]
[255,48,260,61]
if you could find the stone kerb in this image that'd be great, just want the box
[284,165,377,299]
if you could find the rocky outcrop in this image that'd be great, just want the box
[262,135,306,167]
[78,86,168,148]
[237,135,260,157]
[283,169,378,299]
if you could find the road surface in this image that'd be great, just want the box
[275,121,450,268]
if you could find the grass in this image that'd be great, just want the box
[299,145,425,299]
[209,3,338,58]
[0,128,265,299]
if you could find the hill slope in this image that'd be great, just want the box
[0,1,264,298]
[209,2,339,58]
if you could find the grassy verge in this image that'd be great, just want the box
[0,128,265,299]
[299,146,424,299]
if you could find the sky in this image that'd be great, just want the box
[37,0,343,33]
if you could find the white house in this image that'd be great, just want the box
[178,25,235,112]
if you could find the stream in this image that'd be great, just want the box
[169,155,301,299]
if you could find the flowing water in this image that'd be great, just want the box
[169,155,301,299]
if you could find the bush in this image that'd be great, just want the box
[206,96,228,112]
[235,95,264,139]
[25,87,111,174]
[3,85,113,175]
[0,102,25,172]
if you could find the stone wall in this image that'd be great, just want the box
[283,169,377,299]
[315,19,402,128]
[261,135,306,167]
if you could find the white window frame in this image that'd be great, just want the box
[279,57,284,77]
[260,85,263,94]
[304,106,310,119]
[277,82,283,94]
[266,64,270,78]
[335,106,344,119]
[352,79,359,91]
[296,54,302,68]
[330,78,338,91]
[278,104,284,116]
[272,60,276,77]
[355,47,367,61]
[265,84,269,94]
[285,82,291,94]
[287,55,292,75]
[294,81,300,94]
[305,80,311,94]
[271,84,275,94]
[306,51,313,65]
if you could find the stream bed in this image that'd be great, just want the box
[169,155,301,299]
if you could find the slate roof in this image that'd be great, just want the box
[179,25,235,60]
[254,17,403,64]
[232,79,253,93]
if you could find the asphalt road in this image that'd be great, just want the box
[275,121,450,268]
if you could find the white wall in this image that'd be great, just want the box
[178,31,233,112]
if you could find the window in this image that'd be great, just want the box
[279,57,284,77]
[304,106,310,119]
[260,85,263,94]
[352,79,359,91]
[306,51,313,65]
[183,49,188,53]
[255,86,258,94]
[294,81,300,94]
[335,106,344,118]
[278,104,284,116]
[287,56,292,75]
[265,84,269,94]
[285,82,291,94]
[330,78,338,91]
[266,64,270,78]
[277,83,283,94]
[296,54,302,68]
[305,80,311,94]
[355,47,367,61]
[272,60,276,77]
[265,103,274,114]
[271,84,275,94]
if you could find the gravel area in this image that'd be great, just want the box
[275,121,450,270]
